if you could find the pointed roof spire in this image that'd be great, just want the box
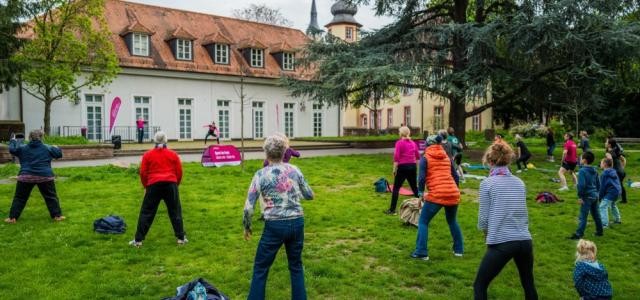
[306,0,324,36]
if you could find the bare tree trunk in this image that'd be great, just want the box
[240,76,245,171]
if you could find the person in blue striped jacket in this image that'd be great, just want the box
[473,142,538,300]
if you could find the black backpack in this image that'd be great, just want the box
[93,215,126,234]
[163,278,230,300]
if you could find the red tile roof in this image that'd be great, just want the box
[106,0,312,79]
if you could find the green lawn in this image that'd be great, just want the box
[0,147,638,299]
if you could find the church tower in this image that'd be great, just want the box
[306,0,324,39]
[325,0,362,42]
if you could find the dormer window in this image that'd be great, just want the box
[132,33,149,56]
[282,52,294,71]
[176,39,192,60]
[215,44,229,64]
[251,48,264,68]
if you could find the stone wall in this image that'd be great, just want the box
[0,144,113,163]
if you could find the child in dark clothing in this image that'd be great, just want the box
[573,239,612,300]
[598,158,622,228]
[569,152,603,240]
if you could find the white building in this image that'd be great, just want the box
[0,0,339,141]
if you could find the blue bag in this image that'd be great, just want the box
[93,215,126,234]
[374,178,390,193]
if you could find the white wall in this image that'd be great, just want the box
[19,69,339,140]
[0,86,22,121]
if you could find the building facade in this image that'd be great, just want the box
[0,0,339,141]
[324,1,493,135]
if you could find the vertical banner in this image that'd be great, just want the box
[109,97,122,134]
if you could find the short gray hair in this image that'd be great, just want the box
[29,129,44,141]
[263,133,289,162]
[153,131,167,144]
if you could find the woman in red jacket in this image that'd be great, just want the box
[129,131,186,247]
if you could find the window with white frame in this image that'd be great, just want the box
[369,110,382,129]
[176,39,192,60]
[360,114,368,128]
[177,98,193,139]
[387,109,393,128]
[472,113,481,131]
[434,106,444,131]
[132,33,149,56]
[282,52,294,70]
[134,96,151,139]
[252,102,264,138]
[215,44,229,64]
[312,103,323,137]
[403,106,411,127]
[250,48,264,67]
[85,94,103,141]
[284,102,295,137]
[345,27,353,40]
[217,100,230,139]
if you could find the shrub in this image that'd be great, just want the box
[43,135,91,145]
[591,127,615,145]
[509,123,547,138]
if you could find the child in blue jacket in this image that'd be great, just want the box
[569,152,603,240]
[574,239,612,299]
[598,158,622,228]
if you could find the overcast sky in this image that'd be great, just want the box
[127,0,395,31]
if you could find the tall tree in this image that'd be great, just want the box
[12,0,119,135]
[0,0,24,92]
[284,0,640,142]
[233,4,292,27]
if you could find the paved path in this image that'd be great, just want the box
[51,147,394,168]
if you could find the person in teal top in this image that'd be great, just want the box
[447,127,464,178]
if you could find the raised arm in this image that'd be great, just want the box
[8,139,21,155]
[48,145,63,159]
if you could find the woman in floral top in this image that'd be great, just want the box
[243,133,314,300]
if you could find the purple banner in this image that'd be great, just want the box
[109,97,122,134]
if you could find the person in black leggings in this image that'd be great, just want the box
[515,134,532,173]
[474,142,538,300]
[385,126,419,215]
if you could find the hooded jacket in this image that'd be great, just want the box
[577,165,600,200]
[573,261,613,298]
[9,139,62,177]
[422,145,460,206]
[599,168,621,201]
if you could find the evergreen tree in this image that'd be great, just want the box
[284,0,640,142]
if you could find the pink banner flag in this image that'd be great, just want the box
[201,145,242,167]
[275,104,280,132]
[109,97,122,134]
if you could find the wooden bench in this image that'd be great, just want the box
[614,137,640,144]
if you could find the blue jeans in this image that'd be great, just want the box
[412,202,463,257]
[248,217,306,300]
[599,199,621,227]
[575,198,603,237]
[547,144,556,157]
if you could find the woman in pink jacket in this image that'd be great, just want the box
[385,126,420,215]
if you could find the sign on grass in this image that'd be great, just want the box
[201,145,242,167]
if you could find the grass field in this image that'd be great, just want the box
[0,147,638,299]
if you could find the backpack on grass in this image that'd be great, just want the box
[535,192,560,204]
[374,177,390,193]
[163,278,229,300]
[93,215,126,234]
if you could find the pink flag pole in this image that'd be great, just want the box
[275,104,280,132]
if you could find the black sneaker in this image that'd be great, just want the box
[595,232,603,237]
[568,234,582,240]
[383,210,397,215]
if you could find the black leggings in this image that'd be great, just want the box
[618,171,627,202]
[134,182,185,242]
[389,164,419,212]
[473,240,538,300]
[516,154,531,170]
[204,131,219,144]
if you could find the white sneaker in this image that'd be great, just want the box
[177,237,189,245]
[516,170,523,173]
[454,253,463,257]
[129,240,142,247]
[558,186,569,191]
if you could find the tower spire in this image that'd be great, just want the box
[306,0,324,37]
